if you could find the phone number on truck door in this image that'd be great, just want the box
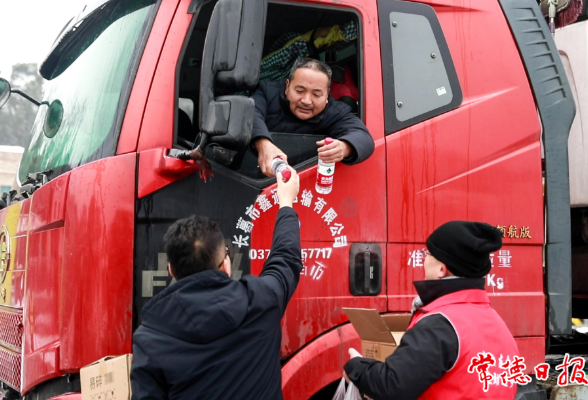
[249,248,333,260]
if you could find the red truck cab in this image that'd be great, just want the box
[0,0,577,399]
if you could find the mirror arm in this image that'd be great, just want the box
[11,89,41,106]
[168,136,214,182]
[188,0,204,14]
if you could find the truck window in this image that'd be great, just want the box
[176,1,362,187]
[18,0,158,183]
[378,0,462,134]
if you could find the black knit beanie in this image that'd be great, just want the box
[426,221,503,278]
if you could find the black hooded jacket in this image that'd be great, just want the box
[251,80,375,164]
[130,208,302,400]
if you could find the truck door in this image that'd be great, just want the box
[381,0,545,367]
[134,0,387,358]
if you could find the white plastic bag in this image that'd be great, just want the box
[344,381,362,400]
[331,378,346,400]
[331,378,363,400]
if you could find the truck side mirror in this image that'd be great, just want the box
[0,77,41,108]
[0,78,11,109]
[199,0,267,150]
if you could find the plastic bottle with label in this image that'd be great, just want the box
[316,137,335,194]
[271,157,291,182]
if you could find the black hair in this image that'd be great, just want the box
[288,57,332,88]
[164,215,225,280]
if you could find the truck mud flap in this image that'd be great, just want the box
[499,0,576,335]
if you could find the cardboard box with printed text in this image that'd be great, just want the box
[344,308,412,362]
[80,354,133,400]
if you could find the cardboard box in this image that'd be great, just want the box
[344,308,412,362]
[80,354,133,400]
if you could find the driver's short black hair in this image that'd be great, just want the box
[164,215,225,280]
[288,57,332,88]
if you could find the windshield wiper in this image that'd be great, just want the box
[20,170,53,197]
[0,169,53,209]
[40,0,154,80]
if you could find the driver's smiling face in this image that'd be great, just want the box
[285,68,329,120]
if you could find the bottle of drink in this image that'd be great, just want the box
[271,157,291,182]
[316,137,335,194]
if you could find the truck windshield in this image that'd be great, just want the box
[18,0,157,183]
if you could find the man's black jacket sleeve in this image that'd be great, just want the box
[325,108,374,165]
[259,207,302,315]
[251,82,273,146]
[344,314,459,400]
[131,335,168,400]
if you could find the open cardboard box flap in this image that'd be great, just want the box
[343,308,411,345]
[83,355,124,367]
[344,308,412,346]
[381,314,413,345]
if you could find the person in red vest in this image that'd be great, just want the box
[344,221,519,400]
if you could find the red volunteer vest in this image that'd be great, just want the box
[409,289,519,400]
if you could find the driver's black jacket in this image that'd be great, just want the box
[251,80,375,164]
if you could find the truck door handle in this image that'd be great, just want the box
[350,243,382,296]
[364,251,371,294]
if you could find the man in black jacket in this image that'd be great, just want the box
[130,168,302,400]
[252,58,374,177]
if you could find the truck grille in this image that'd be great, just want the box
[0,309,23,391]
[0,346,20,391]
[0,309,23,349]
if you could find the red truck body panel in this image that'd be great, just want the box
[9,154,136,393]
[282,323,361,400]
[137,0,193,153]
[117,0,181,155]
[0,0,551,397]
[0,199,30,390]
[386,0,544,330]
